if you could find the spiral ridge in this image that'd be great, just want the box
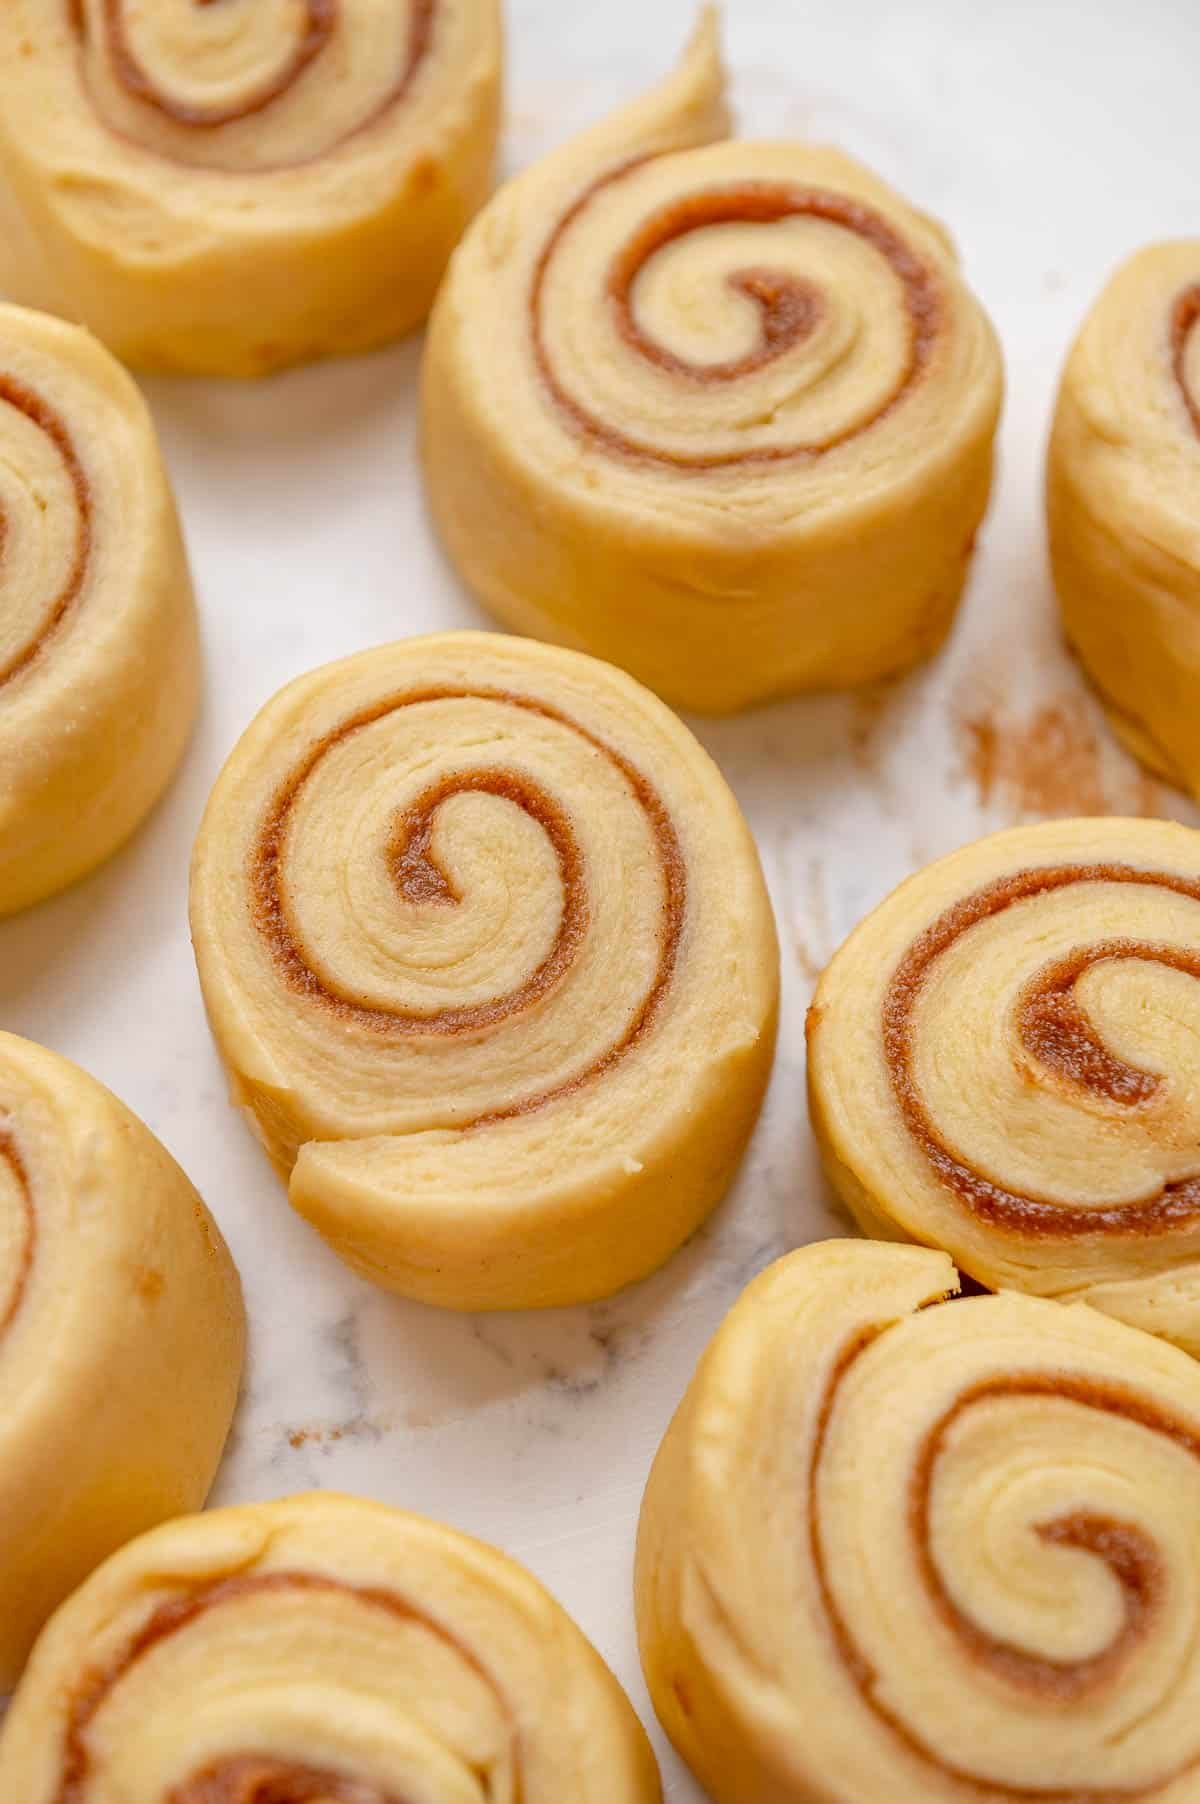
[530,168,943,469]
[0,304,197,917]
[190,633,778,1310]
[809,820,1200,1353]
[0,376,91,692]
[0,0,501,372]
[422,12,1002,711]
[637,1240,1200,1803]
[0,1495,661,1803]
[75,0,435,164]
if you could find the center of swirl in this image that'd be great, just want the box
[1170,285,1200,438]
[882,863,1200,1236]
[531,172,941,469]
[73,0,436,163]
[0,377,92,690]
[250,686,686,1127]
[54,1571,512,1801]
[811,1330,1200,1800]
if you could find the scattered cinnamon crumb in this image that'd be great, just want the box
[959,695,1114,817]
[287,1424,348,1450]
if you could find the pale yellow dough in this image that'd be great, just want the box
[0,1031,244,1693]
[421,9,1003,714]
[0,302,198,916]
[808,817,1200,1353]
[0,1,502,376]
[189,631,779,1311]
[636,1239,1200,1803]
[1048,241,1200,796]
[0,1491,662,1800]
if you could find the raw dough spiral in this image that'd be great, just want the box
[1048,241,1200,797]
[0,1492,662,1800]
[637,1238,1200,1804]
[808,817,1200,1353]
[189,631,779,1310]
[0,302,197,916]
[0,1030,244,1692]
[0,0,502,375]
[422,10,1003,713]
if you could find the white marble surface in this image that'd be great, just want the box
[2,1,1198,1793]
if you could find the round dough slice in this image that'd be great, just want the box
[0,1030,244,1692]
[1048,240,1200,797]
[189,631,779,1311]
[0,1491,662,1802]
[422,10,1003,713]
[808,817,1200,1353]
[637,1238,1200,1803]
[0,301,198,917]
[0,1,502,376]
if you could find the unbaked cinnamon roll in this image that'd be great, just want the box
[0,1030,244,1691]
[0,1,502,375]
[189,631,779,1310]
[422,11,1003,713]
[637,1238,1200,1804]
[808,817,1200,1353]
[1048,241,1200,798]
[0,302,197,917]
[0,1492,662,1799]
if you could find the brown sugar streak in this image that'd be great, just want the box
[55,1570,516,1801]
[250,685,686,1127]
[76,0,435,159]
[0,377,92,689]
[531,171,941,469]
[808,1325,1200,1799]
[1170,283,1200,437]
[0,1128,35,1338]
[169,1756,403,1804]
[883,863,1200,1236]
